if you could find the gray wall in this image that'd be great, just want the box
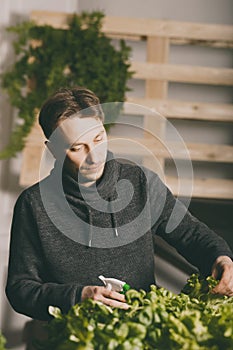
[79,0,233,24]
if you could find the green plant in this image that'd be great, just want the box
[0,332,6,350]
[35,274,233,350]
[1,11,132,159]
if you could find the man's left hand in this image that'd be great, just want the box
[211,255,233,296]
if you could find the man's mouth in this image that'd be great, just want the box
[82,163,103,171]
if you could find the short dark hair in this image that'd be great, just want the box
[39,87,104,139]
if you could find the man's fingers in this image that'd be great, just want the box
[101,296,130,309]
[211,268,220,280]
[94,289,129,309]
[102,289,130,309]
[82,285,130,309]
[211,265,233,296]
[102,289,126,302]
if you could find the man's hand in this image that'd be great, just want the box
[81,286,130,309]
[211,255,233,296]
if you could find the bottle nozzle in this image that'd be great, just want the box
[98,275,130,293]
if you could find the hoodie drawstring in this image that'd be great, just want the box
[110,196,119,238]
[87,207,93,247]
[87,198,119,248]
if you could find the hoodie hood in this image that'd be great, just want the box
[40,150,150,248]
[61,150,120,201]
[50,151,121,247]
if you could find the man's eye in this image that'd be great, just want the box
[70,145,83,152]
[95,135,103,142]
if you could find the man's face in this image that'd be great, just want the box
[58,116,107,186]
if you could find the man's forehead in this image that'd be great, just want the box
[58,116,104,144]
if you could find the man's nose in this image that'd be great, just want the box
[86,145,99,164]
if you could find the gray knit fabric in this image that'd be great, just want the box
[6,152,233,320]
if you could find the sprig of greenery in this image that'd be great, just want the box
[35,274,233,350]
[1,11,132,159]
[0,332,6,350]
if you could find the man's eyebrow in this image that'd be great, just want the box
[71,130,105,147]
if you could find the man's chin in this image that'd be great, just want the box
[79,167,104,183]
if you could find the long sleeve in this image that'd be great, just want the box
[149,172,233,276]
[5,192,83,321]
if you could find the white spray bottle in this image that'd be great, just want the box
[98,275,131,294]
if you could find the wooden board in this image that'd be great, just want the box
[108,136,233,163]
[125,98,233,122]
[166,177,233,200]
[30,11,233,44]
[131,61,233,86]
[143,36,169,172]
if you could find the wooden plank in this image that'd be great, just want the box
[171,143,233,163]
[166,176,233,200]
[145,37,169,98]
[30,11,72,29]
[125,98,233,122]
[106,35,233,48]
[30,11,233,43]
[170,38,233,49]
[108,136,233,163]
[102,17,233,43]
[19,145,44,186]
[144,36,169,173]
[24,118,45,146]
[131,61,233,86]
[20,115,45,186]
[20,144,233,199]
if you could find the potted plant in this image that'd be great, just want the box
[0,11,132,159]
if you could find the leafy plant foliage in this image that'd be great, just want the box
[36,274,233,350]
[1,12,132,158]
[0,333,6,350]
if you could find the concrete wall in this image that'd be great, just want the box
[79,0,233,24]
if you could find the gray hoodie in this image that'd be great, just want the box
[5,152,233,320]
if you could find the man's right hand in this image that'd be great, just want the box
[81,286,129,309]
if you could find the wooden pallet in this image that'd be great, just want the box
[20,11,233,200]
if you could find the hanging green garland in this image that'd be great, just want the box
[0,11,133,159]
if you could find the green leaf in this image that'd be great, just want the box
[0,11,132,158]
[36,275,233,350]
[0,333,6,350]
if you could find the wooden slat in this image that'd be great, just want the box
[30,11,233,43]
[19,145,44,186]
[20,143,233,199]
[19,117,45,186]
[166,176,233,199]
[108,137,233,163]
[170,38,233,49]
[125,98,233,122]
[171,143,233,163]
[30,11,72,29]
[144,36,169,173]
[103,17,233,43]
[25,118,45,145]
[146,37,169,98]
[106,35,233,49]
[131,61,233,86]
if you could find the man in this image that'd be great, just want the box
[6,87,233,321]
